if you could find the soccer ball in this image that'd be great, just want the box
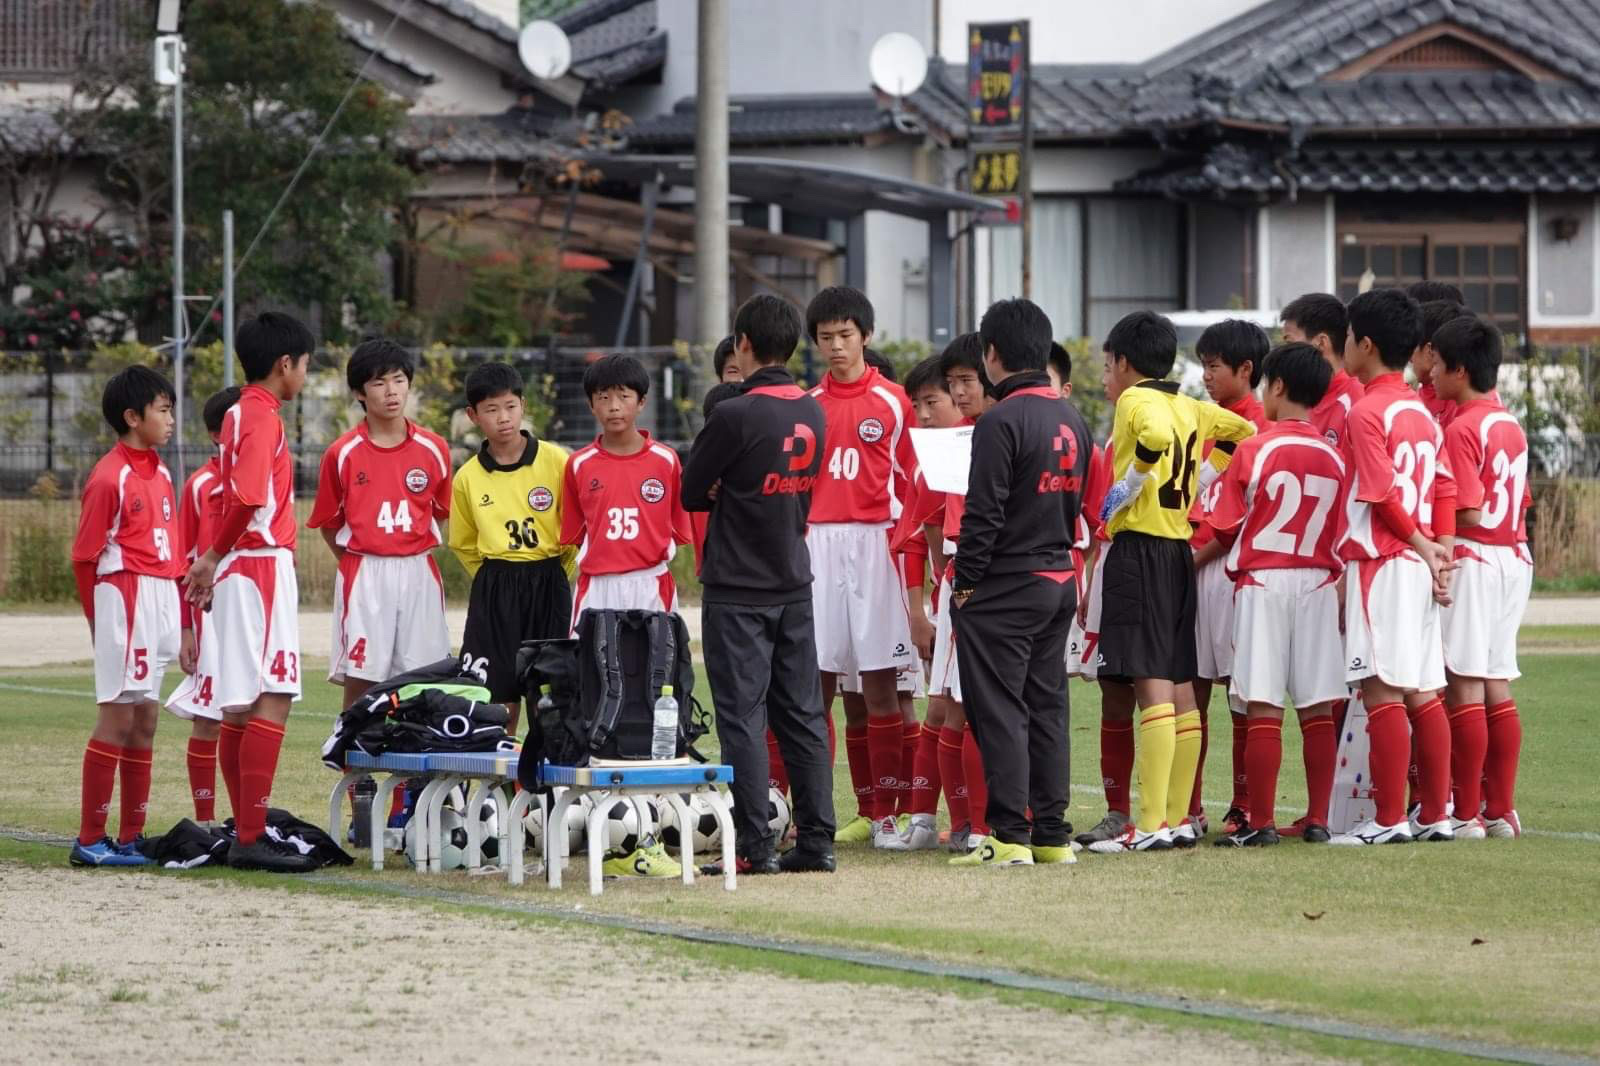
[521,790,591,854]
[402,788,500,870]
[632,795,662,840]
[767,787,791,840]
[658,793,722,855]
[597,796,644,855]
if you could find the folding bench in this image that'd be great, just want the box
[505,760,737,896]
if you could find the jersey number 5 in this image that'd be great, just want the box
[1157,431,1199,511]
[505,518,539,550]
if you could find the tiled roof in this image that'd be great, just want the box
[398,113,550,163]
[626,94,897,148]
[414,0,517,43]
[336,12,438,85]
[558,0,665,87]
[1119,140,1600,195]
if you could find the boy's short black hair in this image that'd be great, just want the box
[1431,314,1503,393]
[1419,300,1466,345]
[712,335,736,378]
[1047,341,1072,384]
[702,381,743,420]
[937,331,991,394]
[583,353,651,400]
[464,361,524,407]
[1347,287,1424,370]
[1102,310,1177,379]
[202,386,242,435]
[1280,293,1348,352]
[1407,280,1465,305]
[804,285,875,342]
[904,355,948,399]
[102,364,175,436]
[1261,342,1332,409]
[864,348,897,382]
[733,294,803,364]
[235,311,313,383]
[346,337,415,399]
[1196,318,1270,388]
[980,298,1053,373]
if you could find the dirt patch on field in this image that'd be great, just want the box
[0,863,1323,1065]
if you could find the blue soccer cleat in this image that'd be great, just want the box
[70,837,151,867]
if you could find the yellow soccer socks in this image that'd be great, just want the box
[1136,703,1176,832]
[1166,709,1204,829]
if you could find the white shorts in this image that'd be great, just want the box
[929,570,962,702]
[839,662,927,697]
[331,553,450,684]
[1344,552,1444,693]
[1442,542,1533,681]
[1194,555,1236,680]
[167,548,301,720]
[93,574,181,704]
[1066,548,1108,680]
[1230,568,1346,709]
[808,523,914,675]
[571,563,678,634]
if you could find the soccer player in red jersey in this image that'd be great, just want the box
[561,354,692,623]
[168,312,316,873]
[1205,343,1348,846]
[803,287,918,850]
[173,386,241,825]
[1331,289,1458,847]
[1431,315,1532,839]
[1281,293,1363,449]
[308,339,452,709]
[1186,319,1270,841]
[68,366,182,867]
[1411,299,1466,427]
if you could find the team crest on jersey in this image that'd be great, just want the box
[161,496,172,521]
[1324,429,1340,446]
[857,417,885,444]
[640,477,665,504]
[528,486,554,511]
[131,496,143,514]
[404,467,430,493]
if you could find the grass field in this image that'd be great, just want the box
[2,627,1598,1061]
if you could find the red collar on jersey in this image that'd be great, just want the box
[114,440,161,476]
[241,383,281,411]
[1363,372,1407,393]
[817,364,881,397]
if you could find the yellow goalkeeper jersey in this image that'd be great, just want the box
[1106,379,1256,541]
[449,432,572,576]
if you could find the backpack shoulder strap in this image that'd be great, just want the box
[588,609,626,749]
[646,611,675,702]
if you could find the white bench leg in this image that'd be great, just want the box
[586,792,610,896]
[328,770,363,840]
[371,774,407,872]
[702,789,738,891]
[547,787,575,889]
[464,779,489,868]
[664,793,695,886]
[492,782,512,874]
[427,775,464,874]
[505,789,534,886]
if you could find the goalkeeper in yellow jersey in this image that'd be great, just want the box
[1087,312,1256,854]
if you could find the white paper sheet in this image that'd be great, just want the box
[909,426,974,495]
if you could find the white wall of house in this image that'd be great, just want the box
[1529,193,1600,329]
[1261,195,1331,311]
[335,0,520,114]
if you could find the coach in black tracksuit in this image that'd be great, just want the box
[950,298,1093,852]
[682,294,836,874]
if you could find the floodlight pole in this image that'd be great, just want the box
[171,36,187,480]
[223,209,235,388]
[693,0,729,353]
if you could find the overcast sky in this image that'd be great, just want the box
[935,0,1267,64]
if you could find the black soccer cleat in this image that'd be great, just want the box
[1213,825,1281,848]
[700,852,780,877]
[1220,806,1249,835]
[778,847,836,873]
[1301,822,1332,844]
[227,835,317,873]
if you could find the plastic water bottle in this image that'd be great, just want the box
[652,685,678,761]
[351,777,375,847]
[536,684,554,724]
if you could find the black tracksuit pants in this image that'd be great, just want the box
[703,597,836,857]
[952,570,1075,847]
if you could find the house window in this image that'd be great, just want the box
[1336,222,1524,334]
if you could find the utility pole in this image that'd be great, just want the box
[693,0,729,352]
[171,35,187,479]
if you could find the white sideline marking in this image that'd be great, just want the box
[0,681,332,718]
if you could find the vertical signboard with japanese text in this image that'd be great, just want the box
[967,21,1031,297]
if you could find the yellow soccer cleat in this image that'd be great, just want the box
[834,814,874,844]
[948,837,1034,867]
[1029,843,1077,865]
[603,842,682,878]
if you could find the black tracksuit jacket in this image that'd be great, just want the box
[954,370,1093,591]
[681,365,826,605]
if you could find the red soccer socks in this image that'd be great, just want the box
[844,724,872,819]
[1300,713,1336,827]
[1101,720,1134,816]
[186,736,218,823]
[78,741,121,846]
[1365,702,1411,827]
[1408,697,1452,825]
[218,720,246,818]
[936,726,969,828]
[865,716,904,821]
[1244,718,1282,830]
[1484,699,1522,820]
[235,719,286,845]
[116,746,153,844]
[1447,702,1488,819]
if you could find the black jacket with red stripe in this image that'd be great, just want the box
[682,365,826,605]
[955,370,1093,590]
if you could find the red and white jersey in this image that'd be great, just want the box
[807,366,915,524]
[1191,393,1268,548]
[1084,443,1114,544]
[71,442,182,579]
[1208,421,1347,579]
[219,384,297,552]
[1444,396,1530,548]
[1417,381,1456,428]
[1310,369,1364,449]
[1339,373,1456,561]
[178,455,225,561]
[307,420,451,556]
[560,433,691,576]
[891,465,936,555]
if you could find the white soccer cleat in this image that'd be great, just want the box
[1086,823,1173,854]
[901,813,939,851]
[1330,819,1414,846]
[1484,810,1522,839]
[1411,818,1456,842]
[1448,816,1487,840]
[872,815,910,850]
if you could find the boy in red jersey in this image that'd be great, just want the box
[1431,315,1532,839]
[173,386,241,825]
[1186,319,1270,841]
[1331,288,1458,847]
[68,366,182,866]
[1411,299,1466,427]
[803,287,918,850]
[562,354,692,622]
[308,339,452,708]
[1205,343,1348,846]
[168,312,315,873]
[1281,293,1362,449]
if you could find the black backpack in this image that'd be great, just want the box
[515,608,708,787]
[320,656,513,769]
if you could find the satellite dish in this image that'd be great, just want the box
[869,32,928,98]
[518,19,573,81]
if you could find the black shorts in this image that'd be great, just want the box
[460,557,572,702]
[1098,532,1198,684]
